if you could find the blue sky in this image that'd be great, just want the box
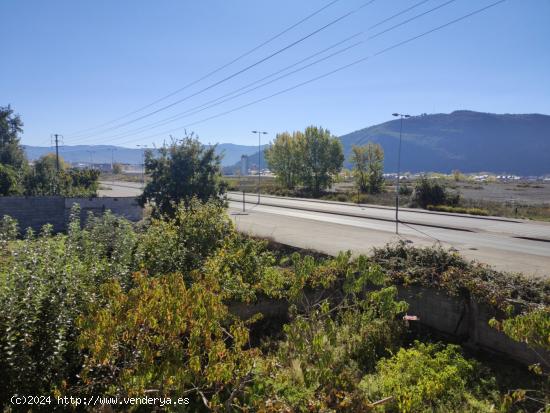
[2,0,549,147]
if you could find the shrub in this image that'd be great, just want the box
[135,199,234,277]
[360,341,499,412]
[247,261,408,411]
[0,215,18,244]
[203,235,280,302]
[0,209,137,403]
[412,175,459,208]
[490,307,550,352]
[371,241,550,309]
[427,204,489,216]
[78,272,259,410]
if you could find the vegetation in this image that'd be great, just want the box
[24,154,100,196]
[0,106,100,196]
[265,126,344,195]
[411,174,459,208]
[427,204,489,216]
[264,131,301,189]
[112,162,123,174]
[0,201,548,411]
[361,341,500,412]
[140,134,226,217]
[350,142,384,194]
[0,106,27,172]
[371,241,549,310]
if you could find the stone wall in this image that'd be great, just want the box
[0,196,143,232]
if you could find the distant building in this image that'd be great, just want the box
[240,155,249,176]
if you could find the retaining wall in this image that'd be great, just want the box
[0,196,143,232]
[229,285,549,368]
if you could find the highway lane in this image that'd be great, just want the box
[97,184,549,276]
[227,192,550,241]
[98,181,143,197]
[227,195,550,278]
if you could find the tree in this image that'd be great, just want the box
[366,142,384,194]
[265,131,301,189]
[350,143,384,194]
[0,106,27,171]
[23,154,99,196]
[350,145,368,193]
[112,162,123,174]
[139,134,226,217]
[297,126,344,195]
[0,164,20,196]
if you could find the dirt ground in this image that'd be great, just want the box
[453,182,550,204]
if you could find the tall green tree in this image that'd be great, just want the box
[365,142,384,194]
[0,106,28,195]
[264,131,302,189]
[350,142,384,194]
[23,154,99,196]
[350,145,368,193]
[0,106,27,170]
[298,126,344,195]
[140,134,226,217]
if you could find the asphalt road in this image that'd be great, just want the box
[227,192,550,278]
[98,180,143,197]
[98,183,550,277]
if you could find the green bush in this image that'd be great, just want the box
[372,241,550,310]
[78,272,259,410]
[247,263,408,412]
[0,215,18,244]
[427,204,489,216]
[412,175,459,208]
[135,199,234,277]
[0,210,137,402]
[0,164,21,195]
[360,341,499,412]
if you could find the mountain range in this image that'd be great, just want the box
[23,143,265,167]
[23,111,550,175]
[339,110,550,175]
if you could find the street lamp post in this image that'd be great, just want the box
[252,130,267,204]
[392,113,411,234]
[137,144,148,188]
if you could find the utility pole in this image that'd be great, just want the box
[252,130,267,204]
[51,134,63,171]
[111,148,117,170]
[87,150,95,167]
[392,113,411,234]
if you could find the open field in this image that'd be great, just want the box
[224,176,550,221]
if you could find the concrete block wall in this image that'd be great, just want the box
[0,196,143,233]
[0,196,66,232]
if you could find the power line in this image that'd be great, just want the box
[368,0,433,30]
[65,0,343,137]
[366,0,458,41]
[70,0,455,145]
[76,38,365,144]
[65,0,378,141]
[107,0,508,147]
